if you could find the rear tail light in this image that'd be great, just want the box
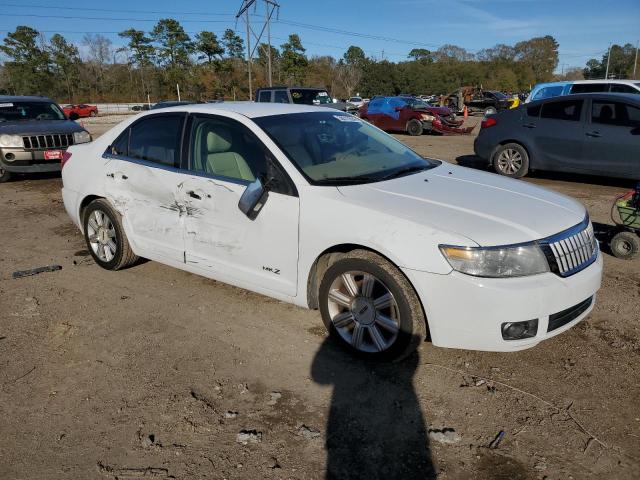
[61,151,72,169]
[481,117,497,129]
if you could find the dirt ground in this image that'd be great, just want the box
[1,114,639,480]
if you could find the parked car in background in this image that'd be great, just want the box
[151,100,201,110]
[347,96,365,108]
[0,95,91,182]
[474,93,640,180]
[359,96,473,135]
[255,86,357,113]
[446,87,515,115]
[526,80,640,103]
[63,103,98,118]
[61,102,601,361]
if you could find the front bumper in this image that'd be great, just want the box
[402,251,603,352]
[0,148,63,173]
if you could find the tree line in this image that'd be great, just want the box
[0,20,635,104]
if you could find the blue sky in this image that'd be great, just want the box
[0,0,638,70]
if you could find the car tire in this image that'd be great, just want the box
[318,249,426,362]
[492,143,529,178]
[90,111,97,117]
[610,231,640,260]
[0,167,12,183]
[407,119,423,136]
[484,106,497,116]
[83,199,138,270]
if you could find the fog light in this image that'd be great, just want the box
[5,152,15,160]
[501,319,538,340]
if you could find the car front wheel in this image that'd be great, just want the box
[83,199,138,270]
[492,143,529,178]
[319,250,426,362]
[0,167,12,183]
[407,119,423,136]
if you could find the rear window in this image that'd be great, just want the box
[258,90,271,103]
[540,99,583,121]
[273,90,289,103]
[128,114,184,167]
[533,86,564,101]
[609,84,640,94]
[570,83,607,94]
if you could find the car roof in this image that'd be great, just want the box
[534,79,640,88]
[147,101,331,118]
[0,95,55,103]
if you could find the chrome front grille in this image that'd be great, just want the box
[22,133,74,150]
[543,221,598,277]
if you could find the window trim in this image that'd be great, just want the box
[184,112,298,197]
[540,98,584,123]
[587,97,640,128]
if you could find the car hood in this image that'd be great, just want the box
[337,163,586,246]
[0,120,85,134]
[416,106,452,117]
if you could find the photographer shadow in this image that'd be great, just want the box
[311,338,436,480]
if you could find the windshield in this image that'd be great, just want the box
[0,101,66,122]
[255,112,439,185]
[405,98,432,109]
[290,89,333,105]
[349,97,362,102]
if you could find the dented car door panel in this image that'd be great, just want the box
[181,174,300,297]
[104,158,186,263]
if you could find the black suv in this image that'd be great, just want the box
[254,86,357,113]
[0,95,91,182]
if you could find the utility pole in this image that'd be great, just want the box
[237,0,280,98]
[605,43,612,79]
[633,40,638,79]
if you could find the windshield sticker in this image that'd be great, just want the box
[334,115,361,122]
[0,103,14,108]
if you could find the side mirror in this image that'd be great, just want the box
[69,112,80,121]
[238,177,268,220]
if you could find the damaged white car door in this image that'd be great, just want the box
[180,114,300,297]
[103,113,187,263]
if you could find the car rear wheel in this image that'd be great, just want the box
[492,143,529,178]
[83,199,138,270]
[0,167,11,183]
[610,231,640,260]
[407,119,423,136]
[318,250,426,362]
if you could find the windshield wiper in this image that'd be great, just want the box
[379,165,429,181]
[314,175,380,185]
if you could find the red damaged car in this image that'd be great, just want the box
[63,104,98,118]
[359,96,473,135]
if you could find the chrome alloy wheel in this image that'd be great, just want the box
[496,148,523,175]
[86,209,117,262]
[326,271,400,353]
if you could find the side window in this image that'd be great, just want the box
[592,101,640,127]
[274,90,289,103]
[258,90,271,102]
[526,104,541,117]
[609,84,638,94]
[110,129,130,156]
[541,100,583,121]
[570,83,607,94]
[128,114,184,168]
[188,115,293,195]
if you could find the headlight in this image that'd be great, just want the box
[439,244,549,278]
[420,113,434,121]
[73,131,92,144]
[0,134,23,148]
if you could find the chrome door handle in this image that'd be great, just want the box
[585,131,601,138]
[522,123,536,129]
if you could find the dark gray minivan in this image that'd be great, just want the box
[474,93,640,180]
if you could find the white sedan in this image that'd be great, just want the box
[61,103,602,361]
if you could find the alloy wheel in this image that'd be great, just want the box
[326,271,400,353]
[497,148,523,175]
[86,209,117,262]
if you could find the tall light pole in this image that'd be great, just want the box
[605,43,612,79]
